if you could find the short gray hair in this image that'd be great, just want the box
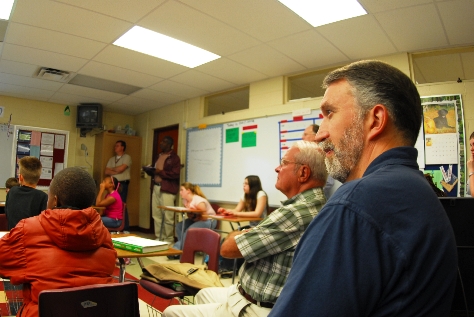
[323,60,421,146]
[292,140,328,183]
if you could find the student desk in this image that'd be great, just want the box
[207,215,263,283]
[111,233,182,283]
[157,206,204,242]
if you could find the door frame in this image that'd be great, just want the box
[149,124,180,232]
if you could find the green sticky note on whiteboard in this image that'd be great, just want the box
[226,127,239,143]
[242,132,256,148]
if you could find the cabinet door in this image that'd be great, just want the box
[94,132,141,226]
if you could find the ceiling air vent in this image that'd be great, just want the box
[35,67,75,82]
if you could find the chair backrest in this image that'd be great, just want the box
[107,203,126,232]
[0,214,8,231]
[38,282,139,317]
[180,228,221,272]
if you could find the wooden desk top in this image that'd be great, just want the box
[0,202,5,207]
[208,215,262,223]
[157,205,204,213]
[111,233,182,258]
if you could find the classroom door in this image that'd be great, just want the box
[149,125,180,231]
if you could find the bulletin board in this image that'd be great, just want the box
[10,125,69,189]
[421,94,464,197]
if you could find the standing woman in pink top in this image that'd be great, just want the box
[96,176,123,228]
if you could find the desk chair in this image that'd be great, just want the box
[139,228,221,306]
[38,282,139,317]
[0,214,8,231]
[106,203,126,233]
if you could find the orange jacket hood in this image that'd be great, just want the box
[39,207,113,252]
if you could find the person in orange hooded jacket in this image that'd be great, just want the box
[0,167,117,317]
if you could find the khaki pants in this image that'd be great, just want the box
[151,185,176,242]
[162,285,271,317]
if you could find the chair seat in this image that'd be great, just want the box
[139,279,188,299]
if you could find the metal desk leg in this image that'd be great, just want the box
[118,258,126,283]
[231,222,242,284]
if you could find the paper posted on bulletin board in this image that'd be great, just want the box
[422,94,464,196]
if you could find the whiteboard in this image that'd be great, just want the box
[186,110,323,206]
[185,108,429,206]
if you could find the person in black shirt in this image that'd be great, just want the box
[5,156,48,229]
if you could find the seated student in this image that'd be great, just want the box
[173,182,217,251]
[217,175,268,274]
[95,176,123,228]
[0,167,116,317]
[4,177,19,194]
[3,177,19,212]
[5,156,48,230]
[218,175,268,227]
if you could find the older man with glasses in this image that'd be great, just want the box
[163,141,327,317]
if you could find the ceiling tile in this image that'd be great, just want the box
[49,91,109,106]
[228,44,306,77]
[138,1,260,56]
[437,0,474,45]
[93,45,188,79]
[0,72,63,91]
[78,61,163,88]
[148,80,208,99]
[0,60,39,77]
[196,58,267,85]
[375,4,449,52]
[112,96,168,115]
[170,70,234,92]
[131,88,182,104]
[317,15,397,60]
[10,0,132,42]
[58,84,125,101]
[55,0,166,23]
[0,82,55,98]
[180,0,312,42]
[358,0,433,13]
[1,44,88,72]
[268,29,349,69]
[5,23,107,59]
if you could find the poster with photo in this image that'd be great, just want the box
[421,94,465,196]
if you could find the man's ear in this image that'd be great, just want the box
[18,174,24,185]
[366,104,388,141]
[298,165,311,183]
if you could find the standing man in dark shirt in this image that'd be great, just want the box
[152,136,181,243]
[5,156,48,229]
[105,140,131,231]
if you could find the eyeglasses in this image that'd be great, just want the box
[280,158,301,167]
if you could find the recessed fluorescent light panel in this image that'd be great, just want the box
[0,0,15,20]
[113,26,220,68]
[278,0,367,27]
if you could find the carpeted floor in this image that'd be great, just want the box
[111,267,180,315]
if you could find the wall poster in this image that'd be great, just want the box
[421,94,465,196]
